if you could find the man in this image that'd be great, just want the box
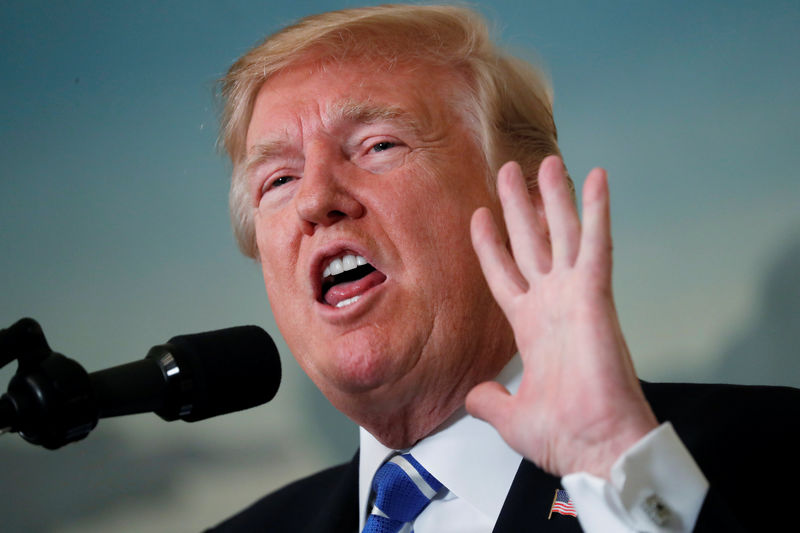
[209,5,798,532]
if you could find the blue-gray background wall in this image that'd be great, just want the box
[1,1,798,531]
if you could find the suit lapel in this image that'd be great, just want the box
[492,459,582,533]
[300,452,360,533]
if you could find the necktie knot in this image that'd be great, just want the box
[363,453,443,533]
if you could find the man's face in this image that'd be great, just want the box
[245,58,513,428]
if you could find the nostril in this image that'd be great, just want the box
[300,210,347,235]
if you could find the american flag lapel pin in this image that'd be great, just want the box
[548,488,577,519]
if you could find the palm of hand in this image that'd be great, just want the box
[466,156,658,479]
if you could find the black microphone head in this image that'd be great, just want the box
[147,325,281,422]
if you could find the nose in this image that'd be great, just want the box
[295,141,365,235]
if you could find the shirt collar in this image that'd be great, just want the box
[358,355,524,530]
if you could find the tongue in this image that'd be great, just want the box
[323,270,387,307]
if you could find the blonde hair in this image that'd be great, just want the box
[219,4,565,258]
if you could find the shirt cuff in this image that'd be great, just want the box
[561,422,708,532]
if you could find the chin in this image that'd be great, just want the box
[302,333,410,396]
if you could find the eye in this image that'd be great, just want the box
[371,141,396,153]
[259,175,296,200]
[272,176,295,187]
[353,136,408,174]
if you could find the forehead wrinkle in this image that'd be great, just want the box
[244,104,311,173]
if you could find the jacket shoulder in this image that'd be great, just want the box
[642,381,800,429]
[207,454,359,533]
[642,382,800,531]
[642,381,800,462]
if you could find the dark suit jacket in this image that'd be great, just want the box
[208,382,800,532]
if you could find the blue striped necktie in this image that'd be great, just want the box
[362,453,444,533]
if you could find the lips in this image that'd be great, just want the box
[316,251,387,308]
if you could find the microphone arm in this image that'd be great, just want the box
[0,318,281,450]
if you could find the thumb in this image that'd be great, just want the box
[466,381,513,432]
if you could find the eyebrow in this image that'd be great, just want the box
[239,143,287,190]
[332,99,418,129]
[243,99,423,174]
[244,139,292,174]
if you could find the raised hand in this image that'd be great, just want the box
[466,156,658,479]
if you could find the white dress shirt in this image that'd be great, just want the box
[358,355,709,532]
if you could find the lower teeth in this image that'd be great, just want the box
[335,295,361,308]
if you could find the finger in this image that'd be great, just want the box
[465,381,513,432]
[496,161,552,275]
[577,167,612,285]
[471,207,528,304]
[537,155,581,267]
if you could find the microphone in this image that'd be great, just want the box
[90,325,281,422]
[0,320,281,449]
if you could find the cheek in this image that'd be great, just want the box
[255,207,292,260]
[255,218,297,302]
[407,198,493,299]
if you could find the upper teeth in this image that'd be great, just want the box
[322,254,368,279]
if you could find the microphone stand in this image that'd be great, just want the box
[0,318,98,449]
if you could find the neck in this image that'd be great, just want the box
[351,345,515,449]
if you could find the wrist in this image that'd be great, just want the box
[565,409,659,479]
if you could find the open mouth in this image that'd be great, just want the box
[320,253,387,308]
